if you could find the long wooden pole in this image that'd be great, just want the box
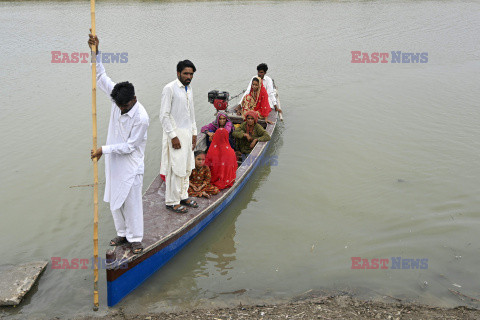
[90,0,99,311]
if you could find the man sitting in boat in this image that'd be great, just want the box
[200,111,234,150]
[232,110,271,155]
[88,33,149,255]
[235,63,282,116]
[236,77,272,124]
[159,60,199,214]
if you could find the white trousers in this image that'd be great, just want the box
[165,166,189,206]
[111,174,144,242]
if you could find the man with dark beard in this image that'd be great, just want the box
[159,60,199,214]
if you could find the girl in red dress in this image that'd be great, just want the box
[188,151,220,198]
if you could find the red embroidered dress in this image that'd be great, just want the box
[188,166,220,197]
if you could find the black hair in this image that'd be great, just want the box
[110,81,135,105]
[177,60,197,73]
[194,150,206,158]
[257,63,268,72]
[251,77,260,84]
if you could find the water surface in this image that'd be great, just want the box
[1,0,480,318]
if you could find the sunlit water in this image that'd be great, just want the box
[1,0,480,318]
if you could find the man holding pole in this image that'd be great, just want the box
[89,33,149,254]
[159,60,199,214]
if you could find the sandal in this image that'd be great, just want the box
[110,236,127,246]
[166,204,188,214]
[130,242,143,254]
[180,198,199,208]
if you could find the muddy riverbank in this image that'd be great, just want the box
[74,294,480,320]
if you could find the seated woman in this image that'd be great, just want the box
[205,128,238,189]
[236,77,272,122]
[188,151,220,198]
[232,110,271,155]
[200,111,234,149]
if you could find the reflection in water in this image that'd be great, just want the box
[204,223,237,276]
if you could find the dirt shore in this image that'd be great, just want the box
[74,295,480,320]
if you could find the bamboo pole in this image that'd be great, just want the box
[90,0,99,311]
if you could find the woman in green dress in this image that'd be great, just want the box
[232,110,271,155]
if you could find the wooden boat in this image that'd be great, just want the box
[105,88,281,307]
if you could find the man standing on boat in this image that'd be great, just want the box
[236,63,282,115]
[89,33,149,255]
[159,60,199,214]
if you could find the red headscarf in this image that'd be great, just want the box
[241,77,271,118]
[205,128,238,189]
[255,83,271,118]
[244,110,259,136]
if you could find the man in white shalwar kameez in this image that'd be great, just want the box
[160,60,199,214]
[89,34,149,254]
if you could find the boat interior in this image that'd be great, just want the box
[195,111,269,166]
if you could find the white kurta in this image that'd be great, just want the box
[241,75,278,108]
[95,54,149,222]
[159,79,196,206]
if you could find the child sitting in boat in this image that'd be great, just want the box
[206,128,238,189]
[200,111,234,149]
[232,110,271,155]
[188,151,220,198]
